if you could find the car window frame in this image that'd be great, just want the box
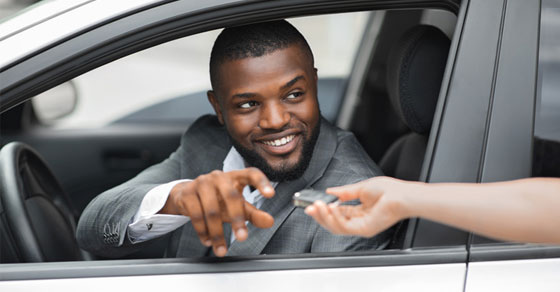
[0,247,468,281]
[0,0,470,280]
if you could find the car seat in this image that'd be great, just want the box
[380,25,450,248]
[380,25,450,180]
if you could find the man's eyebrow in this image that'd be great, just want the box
[232,92,257,99]
[231,76,305,99]
[280,75,305,90]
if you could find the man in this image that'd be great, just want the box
[77,20,391,258]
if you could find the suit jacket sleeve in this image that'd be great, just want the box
[76,134,186,258]
[76,115,229,258]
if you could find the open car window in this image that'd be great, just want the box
[0,3,491,291]
[31,13,370,129]
[2,6,462,259]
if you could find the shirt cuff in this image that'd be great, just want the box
[127,179,191,244]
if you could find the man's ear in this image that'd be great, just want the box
[313,68,318,82]
[207,90,224,125]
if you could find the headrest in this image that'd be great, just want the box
[387,25,450,134]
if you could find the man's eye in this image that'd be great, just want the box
[287,92,303,99]
[239,101,258,109]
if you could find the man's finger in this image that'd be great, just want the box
[181,189,211,246]
[197,179,227,257]
[232,168,275,198]
[244,202,274,229]
[214,175,248,241]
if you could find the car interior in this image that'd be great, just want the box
[0,7,469,263]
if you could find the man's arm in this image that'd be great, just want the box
[307,177,560,244]
[77,157,277,258]
[76,147,185,258]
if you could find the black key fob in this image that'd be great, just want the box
[293,189,338,208]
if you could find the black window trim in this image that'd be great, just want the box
[469,244,560,262]
[0,247,467,281]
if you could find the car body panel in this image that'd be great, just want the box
[0,0,91,40]
[466,258,560,292]
[0,263,466,292]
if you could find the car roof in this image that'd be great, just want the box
[0,0,164,69]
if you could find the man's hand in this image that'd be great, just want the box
[304,176,415,238]
[159,167,275,257]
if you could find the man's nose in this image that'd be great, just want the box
[259,103,290,130]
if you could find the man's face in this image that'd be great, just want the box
[208,44,320,181]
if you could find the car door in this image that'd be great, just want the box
[1,0,477,290]
[465,0,560,290]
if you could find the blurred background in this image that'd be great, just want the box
[1,0,369,129]
[0,0,38,18]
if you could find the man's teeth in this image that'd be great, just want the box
[263,135,295,147]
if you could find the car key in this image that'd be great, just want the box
[293,189,338,208]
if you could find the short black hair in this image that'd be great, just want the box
[209,20,314,92]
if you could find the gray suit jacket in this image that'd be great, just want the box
[77,115,391,258]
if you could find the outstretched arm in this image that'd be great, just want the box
[305,176,560,244]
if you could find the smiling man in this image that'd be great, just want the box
[77,20,392,258]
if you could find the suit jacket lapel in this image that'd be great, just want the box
[226,119,337,256]
[181,115,231,177]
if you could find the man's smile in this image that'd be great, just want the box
[256,132,302,156]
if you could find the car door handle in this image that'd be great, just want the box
[102,149,153,170]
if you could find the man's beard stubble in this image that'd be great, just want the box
[229,120,321,182]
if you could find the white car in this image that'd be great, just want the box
[1,0,559,291]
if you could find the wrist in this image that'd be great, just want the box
[158,185,182,215]
[397,180,427,219]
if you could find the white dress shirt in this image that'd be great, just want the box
[127,147,277,244]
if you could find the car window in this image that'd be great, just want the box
[26,8,464,253]
[30,12,369,128]
[0,11,491,292]
[1,2,468,264]
[533,0,560,178]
